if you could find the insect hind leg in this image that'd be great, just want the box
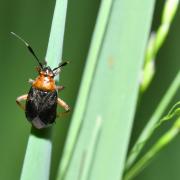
[56,98,70,117]
[16,94,28,111]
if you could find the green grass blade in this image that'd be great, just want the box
[141,0,179,92]
[125,70,180,170]
[56,0,113,179]
[124,115,180,180]
[46,0,68,70]
[78,116,102,180]
[20,0,68,180]
[58,1,155,180]
[20,129,53,180]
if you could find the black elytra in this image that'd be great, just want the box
[25,87,58,129]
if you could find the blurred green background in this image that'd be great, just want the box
[0,0,179,180]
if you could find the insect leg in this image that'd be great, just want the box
[56,98,70,117]
[28,79,34,84]
[16,94,28,110]
[56,85,65,91]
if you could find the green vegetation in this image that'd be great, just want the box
[0,0,179,180]
[20,0,68,180]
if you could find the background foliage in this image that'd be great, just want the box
[0,0,179,180]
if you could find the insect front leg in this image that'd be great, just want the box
[56,85,65,91]
[56,98,70,117]
[16,94,28,110]
[28,79,35,84]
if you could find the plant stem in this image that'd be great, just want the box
[58,1,155,180]
[124,117,180,180]
[141,0,179,92]
[20,0,68,179]
[56,0,113,179]
[125,71,180,170]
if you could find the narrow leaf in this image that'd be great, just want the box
[126,71,180,170]
[58,1,155,180]
[20,0,68,179]
[57,0,113,179]
[124,115,180,180]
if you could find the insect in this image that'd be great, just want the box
[11,32,70,129]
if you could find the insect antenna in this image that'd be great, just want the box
[53,61,69,71]
[11,32,43,68]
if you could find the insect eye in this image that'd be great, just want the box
[49,73,54,77]
[44,72,48,77]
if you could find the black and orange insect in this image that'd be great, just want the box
[11,32,70,129]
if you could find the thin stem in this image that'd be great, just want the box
[56,1,113,179]
[141,0,179,92]
[125,71,180,170]
[124,117,180,180]
[20,0,68,179]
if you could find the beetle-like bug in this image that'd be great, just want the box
[12,32,70,129]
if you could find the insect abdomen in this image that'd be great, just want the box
[25,87,57,129]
